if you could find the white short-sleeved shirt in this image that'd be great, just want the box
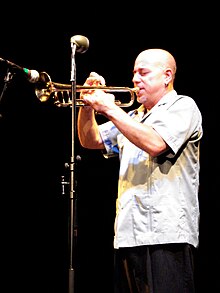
[99,90,203,249]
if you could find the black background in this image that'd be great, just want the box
[0,3,218,293]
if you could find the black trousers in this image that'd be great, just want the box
[114,243,196,293]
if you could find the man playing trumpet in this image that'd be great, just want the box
[77,48,203,293]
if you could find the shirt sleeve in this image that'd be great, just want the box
[99,121,120,158]
[98,109,137,158]
[150,96,202,154]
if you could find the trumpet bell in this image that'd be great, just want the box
[35,71,53,102]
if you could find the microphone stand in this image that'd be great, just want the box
[0,67,14,114]
[68,35,89,293]
[68,39,78,293]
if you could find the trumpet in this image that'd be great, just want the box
[35,72,138,108]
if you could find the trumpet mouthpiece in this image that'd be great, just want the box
[133,87,139,93]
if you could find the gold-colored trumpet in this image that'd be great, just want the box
[35,72,138,108]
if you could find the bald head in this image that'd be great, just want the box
[135,49,177,79]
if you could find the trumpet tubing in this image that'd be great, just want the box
[35,72,137,107]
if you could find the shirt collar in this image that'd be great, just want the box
[134,90,178,120]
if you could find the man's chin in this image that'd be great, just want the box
[137,96,146,104]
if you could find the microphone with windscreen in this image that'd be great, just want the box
[70,35,89,53]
